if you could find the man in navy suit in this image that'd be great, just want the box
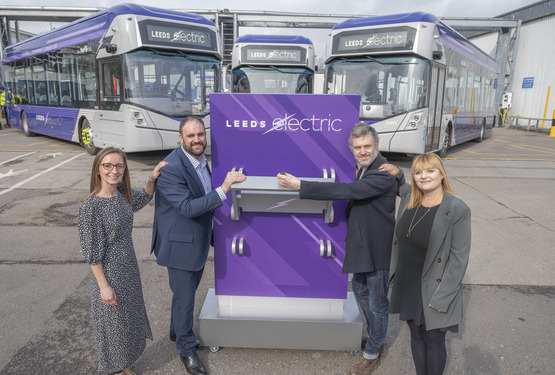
[152,116,245,375]
[278,122,397,375]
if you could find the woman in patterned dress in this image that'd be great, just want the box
[78,147,167,375]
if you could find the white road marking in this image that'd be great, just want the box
[0,153,85,196]
[0,152,37,166]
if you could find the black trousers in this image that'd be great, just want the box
[407,320,447,375]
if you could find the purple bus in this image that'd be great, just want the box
[1,3,221,154]
[325,12,498,156]
[229,34,316,94]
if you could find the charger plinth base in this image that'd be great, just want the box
[198,289,363,351]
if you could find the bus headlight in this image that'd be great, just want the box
[406,112,424,130]
[130,109,148,127]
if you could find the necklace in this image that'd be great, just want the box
[406,205,432,237]
[406,194,443,237]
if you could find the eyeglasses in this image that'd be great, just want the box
[102,163,126,171]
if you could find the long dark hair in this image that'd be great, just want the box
[89,147,131,203]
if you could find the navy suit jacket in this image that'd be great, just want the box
[151,147,223,271]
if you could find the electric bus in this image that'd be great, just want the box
[1,3,222,154]
[229,34,315,94]
[324,12,498,155]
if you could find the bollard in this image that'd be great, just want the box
[551,109,555,137]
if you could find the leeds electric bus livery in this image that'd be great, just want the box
[230,34,315,94]
[1,3,221,154]
[325,12,498,155]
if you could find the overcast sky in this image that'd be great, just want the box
[13,0,540,59]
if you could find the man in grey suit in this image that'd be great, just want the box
[277,122,397,375]
[151,116,245,375]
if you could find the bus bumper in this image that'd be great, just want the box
[380,128,426,154]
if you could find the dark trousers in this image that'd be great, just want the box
[0,106,7,126]
[167,266,205,357]
[351,269,390,355]
[407,320,447,375]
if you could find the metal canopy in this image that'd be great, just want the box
[0,6,524,107]
[0,6,100,22]
[441,17,520,32]
[0,6,520,29]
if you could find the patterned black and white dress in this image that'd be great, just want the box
[78,189,153,373]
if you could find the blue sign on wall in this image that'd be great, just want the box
[493,78,498,89]
[522,77,534,89]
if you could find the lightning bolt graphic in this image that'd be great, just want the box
[266,198,298,211]
[262,113,297,135]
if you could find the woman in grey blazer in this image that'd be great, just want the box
[385,153,471,375]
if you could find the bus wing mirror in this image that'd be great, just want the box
[103,44,117,54]
[433,50,443,60]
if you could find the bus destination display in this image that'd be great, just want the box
[140,21,216,51]
[333,26,416,54]
[241,46,306,64]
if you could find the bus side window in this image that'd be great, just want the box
[100,59,121,109]
[37,83,48,105]
[417,89,426,107]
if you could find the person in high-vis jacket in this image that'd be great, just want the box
[1,86,6,129]
[0,86,11,128]
[14,89,28,105]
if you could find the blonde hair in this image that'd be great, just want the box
[408,152,456,209]
[89,147,132,203]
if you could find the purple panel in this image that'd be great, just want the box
[9,106,79,140]
[211,94,360,299]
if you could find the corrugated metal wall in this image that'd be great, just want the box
[511,14,555,121]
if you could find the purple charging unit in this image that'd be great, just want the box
[199,94,363,352]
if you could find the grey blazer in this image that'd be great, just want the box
[389,181,471,331]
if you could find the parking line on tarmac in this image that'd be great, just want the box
[470,157,555,161]
[0,152,37,165]
[458,148,551,156]
[0,148,84,153]
[508,144,555,154]
[0,139,60,147]
[0,153,85,196]
[458,148,480,154]
[452,141,555,161]
[26,139,59,146]
[48,143,78,149]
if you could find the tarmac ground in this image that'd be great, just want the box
[0,121,554,374]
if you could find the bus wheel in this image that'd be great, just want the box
[80,118,100,155]
[21,111,35,137]
[475,121,486,142]
[439,125,451,158]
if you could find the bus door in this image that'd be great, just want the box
[425,63,445,152]
[96,58,124,148]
